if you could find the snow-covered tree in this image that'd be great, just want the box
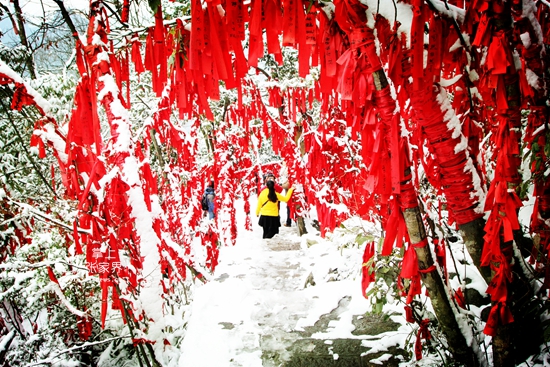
[1,0,550,366]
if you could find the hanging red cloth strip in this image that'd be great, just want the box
[381,199,409,256]
[121,0,130,23]
[415,319,432,360]
[207,3,235,87]
[226,0,245,42]
[247,0,264,68]
[282,0,297,46]
[189,0,205,71]
[153,5,167,95]
[131,35,145,74]
[361,241,376,297]
[410,0,425,91]
[264,0,283,62]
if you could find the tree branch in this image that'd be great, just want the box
[12,0,37,79]
[52,0,79,39]
[26,335,132,367]
[8,198,91,234]
[0,98,58,198]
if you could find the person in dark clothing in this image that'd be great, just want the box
[282,181,292,227]
[204,181,215,219]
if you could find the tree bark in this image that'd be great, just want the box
[403,206,478,365]
[52,0,79,38]
[296,216,307,236]
[492,323,514,367]
[458,218,491,283]
[371,69,477,364]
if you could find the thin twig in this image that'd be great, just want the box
[9,199,89,234]
[0,259,89,272]
[114,285,147,367]
[0,99,58,198]
[52,0,79,38]
[25,335,132,366]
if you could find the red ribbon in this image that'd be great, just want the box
[361,241,376,297]
[415,319,432,360]
[484,302,514,336]
[131,35,145,74]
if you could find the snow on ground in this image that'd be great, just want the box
[177,199,418,367]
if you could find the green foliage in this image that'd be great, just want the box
[364,245,403,315]
[261,49,300,81]
[149,0,162,13]
[329,221,376,251]
[0,231,105,366]
[528,132,550,182]
[0,43,31,75]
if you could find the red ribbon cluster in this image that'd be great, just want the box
[469,1,529,336]
[525,107,550,288]
[409,84,484,226]
[404,304,432,361]
[0,194,32,264]
[4,0,550,349]
[306,112,355,234]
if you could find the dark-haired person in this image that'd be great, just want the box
[204,180,215,219]
[261,171,283,192]
[261,170,294,225]
[256,180,294,239]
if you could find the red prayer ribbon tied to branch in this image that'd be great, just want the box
[409,84,484,227]
[361,241,376,298]
[69,1,222,331]
[415,319,432,361]
[523,107,550,289]
[404,304,432,361]
[399,239,437,304]
[474,2,523,336]
[0,66,101,341]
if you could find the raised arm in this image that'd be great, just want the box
[276,187,294,203]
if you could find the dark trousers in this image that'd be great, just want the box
[259,215,281,239]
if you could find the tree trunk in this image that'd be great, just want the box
[407,81,489,283]
[458,218,491,283]
[403,206,478,365]
[12,0,36,79]
[492,323,514,367]
[296,216,307,236]
[370,68,477,364]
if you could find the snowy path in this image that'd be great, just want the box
[178,225,379,367]
[179,214,414,367]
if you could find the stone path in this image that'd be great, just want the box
[180,226,407,367]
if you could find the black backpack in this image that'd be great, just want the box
[201,194,209,210]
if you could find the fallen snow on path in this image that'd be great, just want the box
[178,201,415,367]
[179,206,380,367]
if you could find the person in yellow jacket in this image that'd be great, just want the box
[256,179,294,239]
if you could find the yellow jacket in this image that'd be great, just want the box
[256,188,294,217]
